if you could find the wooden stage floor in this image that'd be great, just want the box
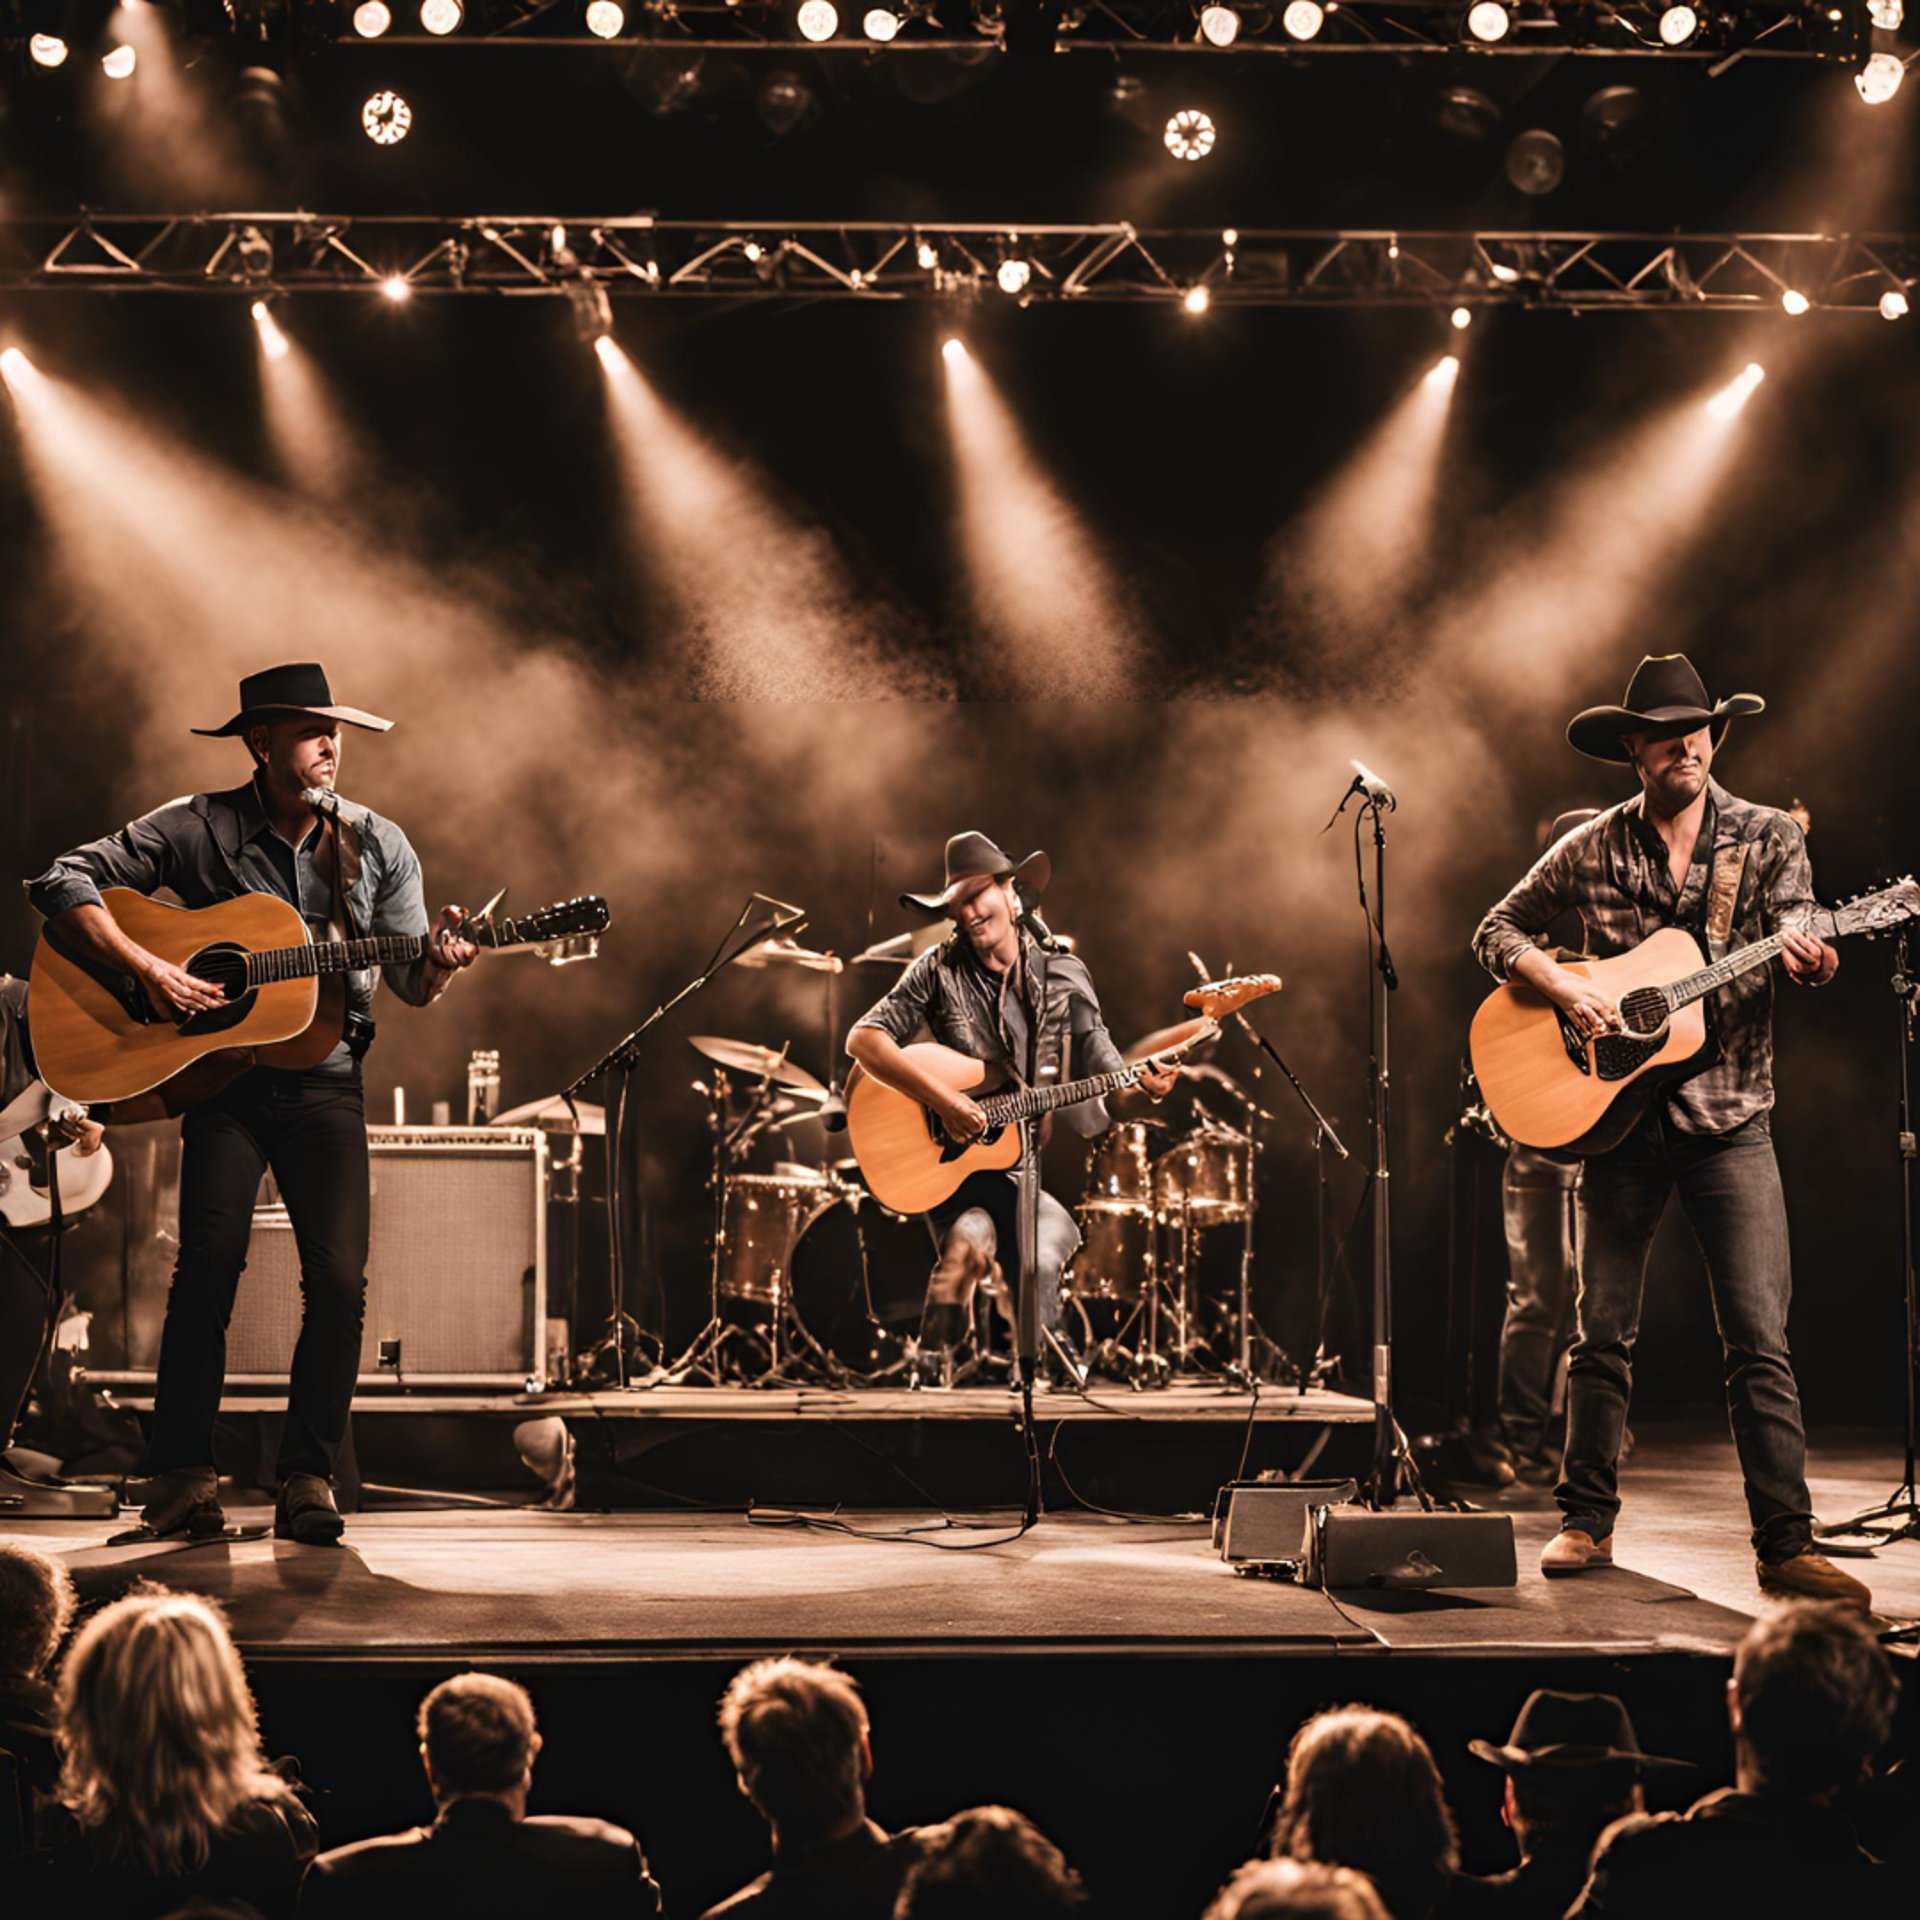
[13,1424,1918,1664]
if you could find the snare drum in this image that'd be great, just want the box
[716,1171,835,1308]
[1154,1123,1250,1222]
[1083,1122,1157,1213]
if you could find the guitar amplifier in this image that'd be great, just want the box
[221,1126,548,1388]
[1302,1506,1517,1591]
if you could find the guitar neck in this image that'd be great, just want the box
[1664,928,1808,1011]
[245,935,430,985]
[980,1064,1145,1127]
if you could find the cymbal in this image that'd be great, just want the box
[850,923,950,967]
[734,936,845,975]
[1124,1016,1218,1065]
[688,1035,827,1091]
[491,1095,607,1136]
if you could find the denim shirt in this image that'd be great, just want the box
[851,932,1129,1138]
[24,775,435,1074]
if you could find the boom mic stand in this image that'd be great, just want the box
[1817,930,1920,1545]
[562,893,809,1389]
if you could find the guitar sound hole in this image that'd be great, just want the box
[178,944,257,1036]
[1620,988,1669,1036]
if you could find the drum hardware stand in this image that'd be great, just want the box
[1817,931,1920,1546]
[563,893,807,1389]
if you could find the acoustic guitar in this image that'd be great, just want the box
[1469,879,1920,1155]
[29,887,611,1105]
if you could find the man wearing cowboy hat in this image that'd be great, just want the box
[1473,654,1868,1609]
[1456,1690,1690,1918]
[24,664,478,1545]
[848,833,1177,1382]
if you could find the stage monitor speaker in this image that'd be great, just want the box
[1216,1479,1359,1570]
[1302,1506,1517,1591]
[223,1126,547,1389]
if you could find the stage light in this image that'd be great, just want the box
[1198,5,1241,44]
[1222,227,1239,248]
[796,0,839,38]
[1183,284,1212,314]
[1164,109,1217,162]
[1868,0,1902,24]
[942,337,966,362]
[28,33,67,68]
[380,275,412,303]
[1450,305,1473,330]
[1856,53,1905,104]
[101,44,136,79]
[863,6,900,37]
[997,257,1031,295]
[235,226,275,281]
[1465,2,1510,41]
[250,302,290,363]
[742,239,764,262]
[0,347,32,382]
[352,1,392,35]
[586,0,626,34]
[419,0,463,34]
[1706,362,1764,421]
[1657,5,1697,43]
[1427,354,1460,386]
[1780,287,1810,315]
[362,91,412,144]
[916,239,939,270]
[1881,287,1910,320]
[1282,0,1325,39]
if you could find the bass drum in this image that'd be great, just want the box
[790,1194,933,1377]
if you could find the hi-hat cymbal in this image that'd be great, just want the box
[688,1035,827,1091]
[491,1095,607,1136]
[1124,1016,1218,1065]
[734,936,845,975]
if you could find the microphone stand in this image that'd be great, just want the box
[561,894,809,1389]
[1817,931,1920,1544]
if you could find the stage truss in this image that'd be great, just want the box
[6,216,1917,314]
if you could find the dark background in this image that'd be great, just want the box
[3,30,1917,1424]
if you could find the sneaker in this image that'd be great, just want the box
[1756,1551,1872,1613]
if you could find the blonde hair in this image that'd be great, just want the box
[56,1587,295,1876]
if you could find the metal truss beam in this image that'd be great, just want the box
[6,217,1918,314]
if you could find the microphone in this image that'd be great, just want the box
[1016,881,1059,949]
[1348,760,1397,812]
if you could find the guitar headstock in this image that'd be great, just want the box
[1830,879,1920,941]
[470,895,613,951]
[1182,972,1283,1019]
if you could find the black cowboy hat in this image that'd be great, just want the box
[899,832,1052,915]
[1566,653,1762,765]
[191,663,395,738]
[1468,1690,1693,1779]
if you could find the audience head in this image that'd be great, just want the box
[1468,1690,1686,1848]
[0,1540,77,1681]
[1731,1602,1896,1801]
[718,1656,871,1844]
[56,1586,292,1875]
[1205,1858,1390,1920]
[895,1805,1083,1919]
[417,1673,542,1807]
[1269,1706,1458,1920]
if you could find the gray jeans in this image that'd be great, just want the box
[1560,1108,1815,1563]
[927,1170,1082,1334]
[1496,1146,1581,1454]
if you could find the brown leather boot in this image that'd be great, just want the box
[139,1466,226,1540]
[1540,1528,1613,1576]
[1756,1551,1872,1612]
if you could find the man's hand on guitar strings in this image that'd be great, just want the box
[139,954,228,1021]
[936,1089,988,1143]
[1780,929,1838,987]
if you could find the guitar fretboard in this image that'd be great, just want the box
[979,1065,1147,1127]
[1660,934,1790,1013]
[245,936,429,985]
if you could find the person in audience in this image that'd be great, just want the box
[13,1587,315,1918]
[1572,1601,1899,1916]
[1205,1858,1390,1920]
[1448,1690,1690,1918]
[0,1542,76,1807]
[894,1805,1083,1918]
[705,1656,919,1919]
[1265,1707,1461,1920]
[299,1670,658,1916]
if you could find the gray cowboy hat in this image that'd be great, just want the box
[1566,653,1762,764]
[192,662,394,738]
[899,832,1052,915]
[1468,1690,1693,1780]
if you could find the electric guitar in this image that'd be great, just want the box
[28,887,611,1105]
[1469,879,1920,1155]
[847,1020,1221,1215]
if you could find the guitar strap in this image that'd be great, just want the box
[1703,842,1751,962]
[324,809,377,1059]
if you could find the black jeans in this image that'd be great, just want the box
[145,1068,369,1484]
[1496,1146,1581,1455]
[1559,1107,1815,1563]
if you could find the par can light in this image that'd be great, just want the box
[28,33,68,67]
[1465,2,1510,42]
[1164,109,1218,162]
[101,44,137,79]
[796,0,839,38]
[1657,4,1697,43]
[863,7,900,37]
[362,91,413,144]
[1198,5,1240,44]
[419,0,463,34]
[1880,288,1910,320]
[1856,53,1905,105]
[585,0,627,34]
[1282,0,1325,38]
[352,2,392,35]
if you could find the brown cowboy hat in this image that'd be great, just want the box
[191,662,394,738]
[899,832,1051,915]
[1468,1690,1693,1781]
[1566,653,1762,764]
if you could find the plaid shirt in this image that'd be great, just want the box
[1473,779,1821,1135]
